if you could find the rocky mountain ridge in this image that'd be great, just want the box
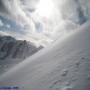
[0,35,43,60]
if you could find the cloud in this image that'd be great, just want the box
[0,0,36,32]
[0,0,90,46]
[0,0,89,26]
[0,19,4,27]
[6,24,11,28]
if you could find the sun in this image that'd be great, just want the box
[35,0,54,18]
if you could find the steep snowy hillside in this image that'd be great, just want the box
[0,23,90,90]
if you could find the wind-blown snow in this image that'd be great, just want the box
[0,21,90,90]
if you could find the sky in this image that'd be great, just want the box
[0,0,89,46]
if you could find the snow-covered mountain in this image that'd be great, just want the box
[0,35,41,60]
[0,22,90,90]
[0,35,43,74]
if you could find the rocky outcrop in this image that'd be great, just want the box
[0,36,43,60]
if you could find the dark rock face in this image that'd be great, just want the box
[0,36,42,60]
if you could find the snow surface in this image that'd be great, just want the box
[0,22,90,90]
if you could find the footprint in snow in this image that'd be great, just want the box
[87,75,90,80]
[61,86,73,90]
[81,57,85,60]
[61,69,69,77]
[49,79,61,89]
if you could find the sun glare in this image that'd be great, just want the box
[35,0,54,18]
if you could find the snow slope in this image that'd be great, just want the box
[0,22,90,90]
